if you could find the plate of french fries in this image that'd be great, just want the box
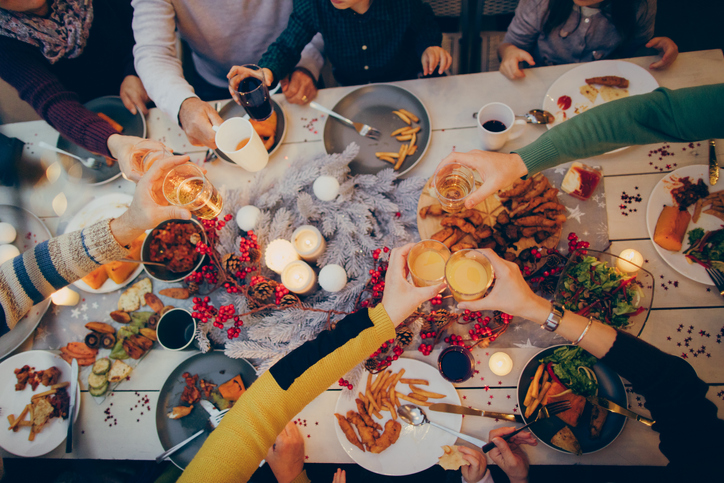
[333,358,461,476]
[322,84,431,176]
[0,350,80,457]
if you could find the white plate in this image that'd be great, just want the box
[63,193,143,293]
[0,350,81,457]
[646,165,722,285]
[543,60,659,130]
[333,358,461,476]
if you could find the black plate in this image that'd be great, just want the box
[517,345,626,455]
[156,351,258,469]
[215,98,286,162]
[323,84,431,176]
[141,219,207,283]
[56,96,146,185]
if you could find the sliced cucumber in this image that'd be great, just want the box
[92,358,111,375]
[88,372,108,389]
[89,382,108,397]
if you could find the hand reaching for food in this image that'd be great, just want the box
[647,37,679,70]
[498,43,535,80]
[119,75,150,116]
[421,46,452,76]
[487,426,535,483]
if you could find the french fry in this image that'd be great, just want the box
[401,126,421,135]
[366,389,380,413]
[410,132,417,150]
[398,109,420,123]
[530,363,545,399]
[375,371,391,395]
[98,113,123,133]
[394,144,408,170]
[525,381,552,419]
[369,371,384,393]
[31,388,57,400]
[9,405,29,431]
[397,392,432,406]
[400,378,428,385]
[51,381,70,390]
[391,127,408,137]
[396,134,413,141]
[410,384,445,399]
[378,156,396,164]
[17,421,32,427]
[375,152,399,158]
[366,373,373,393]
[407,393,428,402]
[541,371,550,387]
[358,392,369,406]
[28,429,36,442]
[384,401,398,420]
[392,110,411,125]
[406,144,418,156]
[389,369,405,408]
[6,415,14,426]
[523,380,535,408]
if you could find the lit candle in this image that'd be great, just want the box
[51,287,80,306]
[281,260,317,295]
[292,225,326,262]
[616,249,643,273]
[488,352,513,377]
[265,239,300,274]
[318,264,348,292]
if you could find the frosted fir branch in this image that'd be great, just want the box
[341,363,366,402]
[195,323,211,353]
[296,192,321,223]
[225,339,285,362]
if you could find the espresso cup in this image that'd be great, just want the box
[477,103,525,151]
[213,117,269,172]
[156,308,197,351]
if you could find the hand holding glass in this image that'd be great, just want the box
[432,163,475,213]
[162,163,223,220]
[228,64,273,121]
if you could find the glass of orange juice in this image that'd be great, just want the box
[445,249,494,302]
[407,240,451,287]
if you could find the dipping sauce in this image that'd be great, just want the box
[438,346,475,382]
[561,162,602,200]
[557,95,572,110]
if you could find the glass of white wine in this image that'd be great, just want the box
[431,163,475,213]
[126,140,172,180]
[162,163,223,220]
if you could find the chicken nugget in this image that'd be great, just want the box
[335,413,365,452]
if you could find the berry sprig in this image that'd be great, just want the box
[338,378,354,390]
[274,284,290,304]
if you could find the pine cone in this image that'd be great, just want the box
[395,326,414,348]
[247,247,261,264]
[187,282,199,295]
[221,254,241,273]
[428,309,452,331]
[248,281,274,302]
[279,293,300,308]
[364,358,380,373]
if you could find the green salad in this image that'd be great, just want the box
[539,346,598,397]
[684,227,724,271]
[559,256,645,329]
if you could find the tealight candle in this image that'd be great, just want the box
[265,239,300,274]
[318,264,347,292]
[292,225,326,262]
[313,176,340,201]
[51,287,80,306]
[488,352,513,377]
[281,260,317,295]
[236,205,261,232]
[616,249,643,273]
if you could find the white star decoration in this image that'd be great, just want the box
[554,166,568,176]
[92,302,99,309]
[513,338,539,349]
[71,308,80,319]
[82,314,88,321]
[566,204,585,223]
[80,303,88,312]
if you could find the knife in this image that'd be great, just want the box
[586,396,655,427]
[199,399,220,417]
[65,358,79,453]
[429,403,523,423]
[710,140,719,185]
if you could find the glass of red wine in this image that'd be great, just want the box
[231,64,273,121]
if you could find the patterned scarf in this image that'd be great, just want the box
[0,0,93,64]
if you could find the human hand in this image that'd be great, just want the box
[456,249,550,324]
[332,468,346,483]
[421,46,452,76]
[435,150,529,209]
[380,244,446,326]
[119,75,150,116]
[227,65,274,104]
[647,37,679,70]
[178,97,223,149]
[107,135,169,182]
[487,427,536,483]
[266,421,305,483]
[457,446,488,483]
[281,69,317,104]
[498,44,535,80]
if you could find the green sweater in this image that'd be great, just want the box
[516,84,724,175]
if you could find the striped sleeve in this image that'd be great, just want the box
[0,219,128,330]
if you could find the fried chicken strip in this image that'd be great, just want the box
[369,419,402,454]
[356,398,381,431]
[347,411,378,450]
[420,204,444,218]
[335,413,365,452]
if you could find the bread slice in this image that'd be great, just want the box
[551,426,582,455]
[579,84,599,103]
[600,85,629,102]
[133,278,153,306]
[107,359,132,383]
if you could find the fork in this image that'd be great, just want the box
[38,141,102,169]
[309,101,380,140]
[481,400,572,453]
[706,267,724,297]
[155,408,229,463]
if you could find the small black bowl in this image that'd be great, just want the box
[141,219,206,283]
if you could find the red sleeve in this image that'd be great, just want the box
[0,36,117,156]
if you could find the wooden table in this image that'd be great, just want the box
[1,50,723,466]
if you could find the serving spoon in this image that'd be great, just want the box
[472,109,554,125]
[398,405,487,447]
[118,259,187,273]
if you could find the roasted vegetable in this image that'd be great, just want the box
[84,333,101,349]
[92,358,111,375]
[85,322,115,334]
[110,311,131,324]
[101,333,116,349]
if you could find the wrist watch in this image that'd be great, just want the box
[541,302,564,332]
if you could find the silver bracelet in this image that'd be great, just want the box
[573,316,593,346]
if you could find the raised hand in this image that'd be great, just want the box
[647,37,679,70]
[421,46,453,76]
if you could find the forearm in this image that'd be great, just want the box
[515,84,724,175]
[259,7,317,84]
[295,33,325,82]
[0,220,128,331]
[180,305,396,483]
[413,1,442,56]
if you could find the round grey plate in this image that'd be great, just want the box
[323,84,431,176]
[156,351,258,469]
[0,205,52,360]
[56,96,146,185]
[214,98,287,163]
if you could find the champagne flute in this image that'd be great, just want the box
[162,163,223,220]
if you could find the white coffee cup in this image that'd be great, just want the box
[476,103,525,151]
[213,117,269,172]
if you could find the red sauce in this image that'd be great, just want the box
[557,95,572,110]
[573,166,602,200]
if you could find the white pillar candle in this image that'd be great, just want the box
[51,287,80,306]
[616,249,643,274]
[236,205,261,232]
[281,260,317,295]
[264,239,300,274]
[313,176,340,201]
[291,225,326,262]
[318,264,347,292]
[488,352,513,377]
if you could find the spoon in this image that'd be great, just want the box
[517,109,555,125]
[118,259,188,273]
[38,141,101,169]
[398,405,487,447]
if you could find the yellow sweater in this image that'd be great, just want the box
[179,304,395,483]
